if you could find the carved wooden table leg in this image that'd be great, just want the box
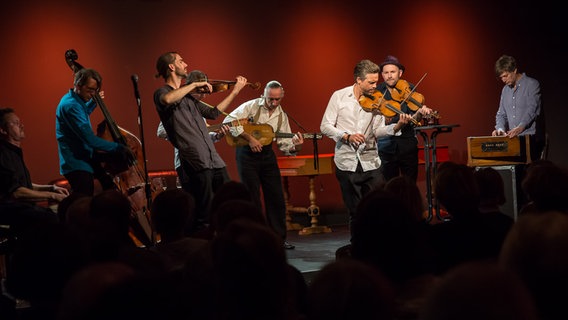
[299,176,332,235]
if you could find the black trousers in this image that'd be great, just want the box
[181,161,229,233]
[65,161,116,196]
[335,163,382,238]
[379,136,419,183]
[236,146,287,239]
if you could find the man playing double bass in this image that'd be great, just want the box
[376,55,433,183]
[56,68,132,196]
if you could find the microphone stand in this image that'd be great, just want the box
[131,75,154,244]
[283,110,319,171]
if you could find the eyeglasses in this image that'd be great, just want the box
[83,85,99,92]
[267,97,282,102]
[7,121,23,127]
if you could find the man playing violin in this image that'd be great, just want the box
[320,59,411,238]
[156,70,231,192]
[153,52,247,236]
[376,55,433,183]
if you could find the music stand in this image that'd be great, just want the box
[414,124,460,222]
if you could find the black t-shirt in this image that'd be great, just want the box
[0,140,32,201]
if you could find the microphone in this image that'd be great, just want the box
[131,74,140,103]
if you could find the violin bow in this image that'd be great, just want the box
[397,72,428,107]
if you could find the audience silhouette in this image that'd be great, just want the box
[4,157,568,320]
[307,259,396,320]
[500,211,568,320]
[150,188,208,271]
[430,161,508,274]
[519,160,568,214]
[420,260,539,320]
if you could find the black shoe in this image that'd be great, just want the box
[283,241,295,250]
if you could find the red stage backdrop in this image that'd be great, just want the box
[0,0,564,215]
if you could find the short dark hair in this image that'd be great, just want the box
[0,107,15,130]
[155,51,177,80]
[73,68,102,88]
[353,59,380,82]
[495,55,517,76]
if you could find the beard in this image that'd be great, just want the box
[175,67,188,79]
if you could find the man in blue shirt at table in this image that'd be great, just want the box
[492,54,546,161]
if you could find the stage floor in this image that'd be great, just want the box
[285,224,350,283]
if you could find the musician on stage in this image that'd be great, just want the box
[492,54,546,161]
[156,70,231,192]
[320,59,410,239]
[223,80,303,250]
[376,55,433,183]
[55,68,131,196]
[1,108,69,203]
[153,51,247,236]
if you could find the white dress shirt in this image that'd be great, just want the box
[320,85,399,172]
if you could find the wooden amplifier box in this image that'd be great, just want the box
[467,135,531,166]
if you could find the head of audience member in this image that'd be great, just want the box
[57,191,90,224]
[474,167,506,213]
[500,211,568,320]
[421,261,538,320]
[210,180,253,214]
[211,218,291,320]
[57,262,136,320]
[151,188,195,243]
[307,259,396,320]
[63,194,93,233]
[5,222,88,317]
[351,188,434,283]
[434,161,480,219]
[384,175,426,222]
[205,180,255,238]
[212,199,266,236]
[520,160,568,213]
[73,265,184,320]
[89,190,132,242]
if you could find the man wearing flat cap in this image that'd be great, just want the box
[376,55,432,183]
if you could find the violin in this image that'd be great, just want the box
[358,90,420,126]
[391,79,424,112]
[390,78,442,125]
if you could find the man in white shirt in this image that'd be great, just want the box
[320,59,410,238]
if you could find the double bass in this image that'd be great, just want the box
[64,49,154,247]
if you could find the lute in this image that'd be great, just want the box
[223,123,323,147]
